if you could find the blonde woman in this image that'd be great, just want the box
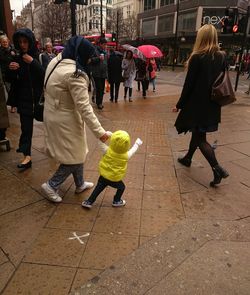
[173,24,229,187]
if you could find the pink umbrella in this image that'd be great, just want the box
[137,45,163,58]
[54,45,64,52]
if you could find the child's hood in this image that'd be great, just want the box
[109,130,130,154]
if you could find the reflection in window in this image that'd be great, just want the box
[142,19,155,36]
[144,0,156,11]
[160,0,174,7]
[179,11,197,31]
[158,15,174,33]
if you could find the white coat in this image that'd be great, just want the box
[44,54,105,164]
[122,58,136,88]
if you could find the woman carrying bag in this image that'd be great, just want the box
[173,24,229,187]
[122,50,136,102]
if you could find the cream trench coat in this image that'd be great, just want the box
[44,54,105,164]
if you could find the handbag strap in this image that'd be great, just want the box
[44,58,62,89]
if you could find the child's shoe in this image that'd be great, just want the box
[82,200,93,208]
[112,199,126,207]
[75,181,94,194]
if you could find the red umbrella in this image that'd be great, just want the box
[137,45,163,58]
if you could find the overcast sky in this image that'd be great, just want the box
[10,0,30,16]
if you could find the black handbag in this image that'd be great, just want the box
[34,95,44,122]
[211,54,236,106]
[34,59,62,122]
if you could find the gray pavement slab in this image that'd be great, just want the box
[72,219,250,295]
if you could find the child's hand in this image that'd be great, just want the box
[135,138,143,145]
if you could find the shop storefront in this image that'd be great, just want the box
[138,0,250,67]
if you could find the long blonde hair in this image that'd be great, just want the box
[187,24,220,67]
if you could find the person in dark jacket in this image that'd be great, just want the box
[135,58,148,99]
[107,49,122,103]
[90,38,108,109]
[173,24,229,187]
[7,28,44,169]
[0,35,17,113]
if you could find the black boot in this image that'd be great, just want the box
[178,157,192,167]
[210,165,229,187]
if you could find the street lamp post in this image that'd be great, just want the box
[30,0,34,31]
[172,0,180,71]
[116,8,119,50]
[70,0,77,36]
[100,0,103,35]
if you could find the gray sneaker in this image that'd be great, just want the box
[75,181,94,194]
[41,183,62,203]
[112,199,126,207]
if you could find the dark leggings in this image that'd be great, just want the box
[185,131,218,168]
[88,175,125,204]
[124,87,132,98]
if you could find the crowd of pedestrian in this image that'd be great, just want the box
[0,24,231,208]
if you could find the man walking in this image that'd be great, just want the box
[90,38,108,110]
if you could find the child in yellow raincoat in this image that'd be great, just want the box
[82,130,142,208]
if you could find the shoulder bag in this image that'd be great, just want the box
[34,58,62,122]
[211,53,236,106]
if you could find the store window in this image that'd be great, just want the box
[179,11,197,31]
[158,14,174,33]
[160,0,174,7]
[144,0,156,11]
[127,5,131,17]
[142,18,155,36]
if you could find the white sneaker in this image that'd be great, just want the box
[41,183,62,203]
[75,181,94,194]
[112,199,126,207]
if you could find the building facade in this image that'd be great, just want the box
[0,0,14,38]
[76,0,113,35]
[138,0,250,65]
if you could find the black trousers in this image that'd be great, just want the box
[93,77,105,106]
[18,114,33,156]
[87,175,125,204]
[0,129,6,140]
[137,80,147,96]
[110,82,120,101]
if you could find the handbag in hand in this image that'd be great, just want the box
[34,94,44,122]
[34,58,62,122]
[211,54,236,106]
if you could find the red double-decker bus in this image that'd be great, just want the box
[84,33,117,50]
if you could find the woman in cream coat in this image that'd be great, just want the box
[41,36,109,203]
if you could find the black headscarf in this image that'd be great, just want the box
[62,36,96,75]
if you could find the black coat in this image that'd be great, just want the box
[175,52,224,134]
[6,29,44,116]
[107,52,122,83]
[90,46,108,79]
[0,46,15,79]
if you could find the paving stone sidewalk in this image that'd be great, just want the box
[1,82,250,294]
